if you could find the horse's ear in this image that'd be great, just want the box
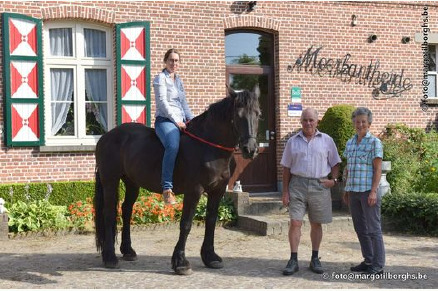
[227,84,237,98]
[252,84,260,99]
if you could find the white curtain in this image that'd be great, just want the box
[85,69,108,131]
[51,69,73,135]
[49,28,72,56]
[84,28,106,58]
[49,27,108,135]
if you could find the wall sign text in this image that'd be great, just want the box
[287,46,413,99]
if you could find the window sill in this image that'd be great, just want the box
[39,145,95,153]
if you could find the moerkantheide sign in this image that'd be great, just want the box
[287,46,413,99]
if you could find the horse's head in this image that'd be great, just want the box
[229,86,261,159]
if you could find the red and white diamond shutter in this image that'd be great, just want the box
[116,22,150,126]
[2,13,44,146]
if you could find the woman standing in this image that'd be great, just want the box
[343,107,385,275]
[153,49,194,205]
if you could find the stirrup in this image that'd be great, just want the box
[162,189,176,205]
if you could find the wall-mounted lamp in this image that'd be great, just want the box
[402,36,411,44]
[351,15,357,27]
[247,1,257,12]
[368,34,377,43]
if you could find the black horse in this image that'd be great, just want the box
[94,88,260,275]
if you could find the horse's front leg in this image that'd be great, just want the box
[201,187,225,269]
[120,182,139,261]
[172,191,201,275]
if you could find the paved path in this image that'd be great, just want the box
[0,223,437,289]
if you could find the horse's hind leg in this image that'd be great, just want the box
[201,188,225,269]
[120,180,139,261]
[101,181,120,269]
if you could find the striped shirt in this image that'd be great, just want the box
[343,132,383,192]
[280,130,341,178]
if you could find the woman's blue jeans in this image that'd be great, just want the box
[155,116,180,191]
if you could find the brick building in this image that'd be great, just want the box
[0,1,437,192]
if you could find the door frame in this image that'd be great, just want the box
[225,65,277,192]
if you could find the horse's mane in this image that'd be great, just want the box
[188,90,259,128]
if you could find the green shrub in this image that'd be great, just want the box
[0,181,94,206]
[382,192,438,236]
[194,195,237,222]
[0,181,153,207]
[7,190,237,233]
[382,138,422,194]
[3,180,237,233]
[416,136,438,193]
[381,124,438,194]
[318,104,356,169]
[8,200,71,233]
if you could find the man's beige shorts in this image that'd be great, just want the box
[288,175,332,224]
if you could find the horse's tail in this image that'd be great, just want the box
[94,166,105,252]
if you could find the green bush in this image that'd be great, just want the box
[381,124,438,194]
[0,181,153,207]
[8,200,71,233]
[0,181,94,206]
[382,138,422,194]
[318,104,356,169]
[416,137,438,193]
[382,192,438,236]
[194,195,237,222]
[6,188,237,233]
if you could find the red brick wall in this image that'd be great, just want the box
[0,1,437,185]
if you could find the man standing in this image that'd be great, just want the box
[280,108,341,275]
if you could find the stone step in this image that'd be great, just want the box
[245,192,286,215]
[244,192,345,215]
[225,191,350,236]
[237,212,353,236]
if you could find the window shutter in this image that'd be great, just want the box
[116,22,151,126]
[2,13,44,146]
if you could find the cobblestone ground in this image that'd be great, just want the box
[0,224,436,289]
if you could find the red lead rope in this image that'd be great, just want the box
[182,128,236,152]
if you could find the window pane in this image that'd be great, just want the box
[85,69,108,134]
[428,45,436,71]
[225,32,272,65]
[86,103,107,135]
[428,74,436,98]
[84,28,106,58]
[50,68,74,136]
[49,28,73,56]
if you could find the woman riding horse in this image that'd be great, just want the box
[94,87,260,275]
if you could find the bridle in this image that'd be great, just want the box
[183,96,257,153]
[182,127,236,152]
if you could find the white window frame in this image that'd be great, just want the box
[428,44,438,99]
[43,21,114,146]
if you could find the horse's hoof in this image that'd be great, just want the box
[104,261,120,269]
[175,266,193,275]
[122,254,138,261]
[206,261,224,269]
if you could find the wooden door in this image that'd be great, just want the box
[226,66,277,192]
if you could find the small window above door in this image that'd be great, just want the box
[225,31,273,66]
